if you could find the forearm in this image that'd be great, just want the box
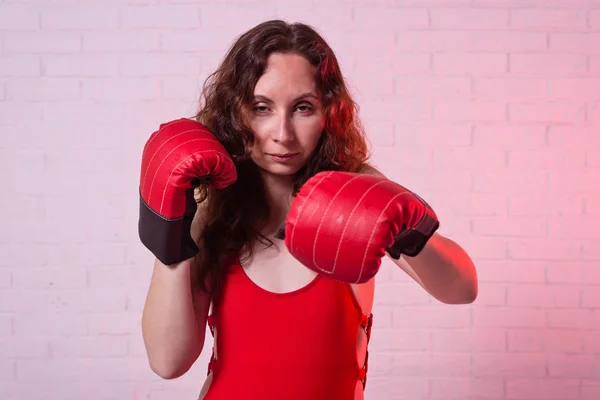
[141,258,205,379]
[392,233,478,304]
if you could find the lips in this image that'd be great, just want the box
[268,153,297,157]
[267,152,299,163]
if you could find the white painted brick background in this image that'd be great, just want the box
[0,0,599,399]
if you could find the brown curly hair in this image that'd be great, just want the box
[192,19,370,298]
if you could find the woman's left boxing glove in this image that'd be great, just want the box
[138,118,237,265]
[279,171,439,284]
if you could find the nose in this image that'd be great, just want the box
[272,113,295,143]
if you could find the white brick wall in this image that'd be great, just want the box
[1,0,599,399]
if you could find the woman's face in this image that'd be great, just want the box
[246,52,324,177]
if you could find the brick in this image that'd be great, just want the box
[120,53,202,77]
[0,315,11,337]
[434,147,506,170]
[120,5,200,29]
[548,216,600,240]
[509,238,582,261]
[374,282,431,306]
[276,6,353,30]
[546,261,590,285]
[476,261,546,284]
[0,4,39,30]
[13,314,87,337]
[12,267,87,289]
[435,100,506,122]
[509,102,586,124]
[509,194,584,217]
[433,53,508,75]
[472,216,546,238]
[392,352,471,377]
[548,354,596,378]
[81,78,160,102]
[472,353,547,377]
[590,9,600,29]
[393,306,472,329]
[474,77,547,101]
[83,30,160,52]
[6,78,80,101]
[508,148,586,170]
[51,336,128,358]
[547,309,600,330]
[510,53,587,75]
[43,54,119,77]
[352,7,428,29]
[474,31,546,52]
[432,328,506,352]
[550,33,600,54]
[473,124,546,149]
[0,289,127,313]
[549,170,600,193]
[430,377,505,399]
[3,32,81,53]
[582,287,600,308]
[460,237,508,260]
[441,193,507,216]
[362,376,429,400]
[88,313,141,335]
[506,378,581,399]
[473,169,547,194]
[430,8,509,29]
[41,7,119,29]
[583,240,600,261]
[369,328,431,352]
[396,76,471,99]
[508,284,580,308]
[160,30,231,53]
[473,307,546,328]
[200,4,278,30]
[354,53,430,75]
[396,31,473,52]
[508,329,584,353]
[591,56,600,75]
[549,78,600,101]
[588,102,600,122]
[0,339,49,358]
[510,9,587,30]
[0,55,40,77]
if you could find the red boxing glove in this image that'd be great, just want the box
[278,171,439,284]
[138,118,237,265]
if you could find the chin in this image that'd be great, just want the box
[254,158,307,178]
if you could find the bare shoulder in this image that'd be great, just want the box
[360,163,388,179]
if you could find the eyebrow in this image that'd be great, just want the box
[253,93,318,103]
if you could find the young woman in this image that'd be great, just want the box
[138,20,478,400]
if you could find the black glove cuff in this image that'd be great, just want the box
[387,214,440,259]
[138,189,199,266]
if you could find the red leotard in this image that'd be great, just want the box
[201,257,373,400]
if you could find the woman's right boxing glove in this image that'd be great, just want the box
[138,118,237,265]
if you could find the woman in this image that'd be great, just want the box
[139,20,478,400]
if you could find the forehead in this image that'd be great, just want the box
[253,53,318,99]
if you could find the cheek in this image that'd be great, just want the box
[298,118,324,150]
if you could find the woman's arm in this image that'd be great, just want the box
[389,233,478,304]
[361,164,478,304]
[141,193,212,379]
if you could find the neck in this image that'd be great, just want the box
[260,170,296,236]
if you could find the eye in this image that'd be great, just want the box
[296,103,313,113]
[253,105,270,114]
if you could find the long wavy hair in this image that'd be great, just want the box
[192,20,370,298]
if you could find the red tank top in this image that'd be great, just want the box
[201,257,373,400]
